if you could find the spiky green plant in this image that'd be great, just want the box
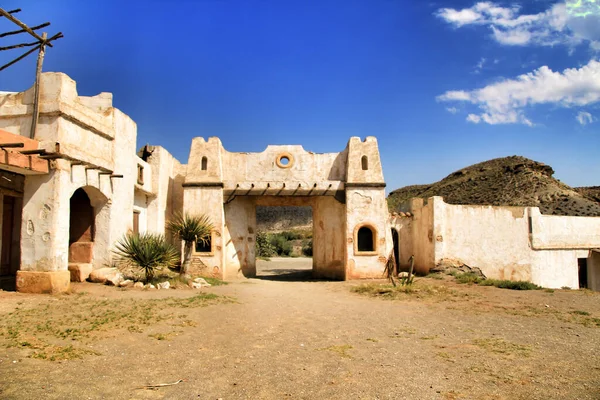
[167,213,214,277]
[113,233,179,282]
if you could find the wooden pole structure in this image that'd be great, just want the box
[30,32,47,139]
[0,8,53,46]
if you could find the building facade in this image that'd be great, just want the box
[0,72,598,293]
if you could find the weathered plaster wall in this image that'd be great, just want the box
[312,196,346,280]
[345,188,389,279]
[438,200,533,281]
[184,187,225,278]
[145,146,186,237]
[224,197,257,279]
[399,197,600,288]
[530,208,600,250]
[588,250,600,291]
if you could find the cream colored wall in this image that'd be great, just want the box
[312,196,346,280]
[145,147,186,236]
[437,199,533,281]
[399,196,600,288]
[184,187,225,278]
[345,188,389,279]
[223,197,257,279]
[588,251,600,291]
[530,208,600,250]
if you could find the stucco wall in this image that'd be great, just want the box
[530,208,600,250]
[145,146,185,237]
[184,187,225,278]
[588,250,600,291]
[399,197,600,288]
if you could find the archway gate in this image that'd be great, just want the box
[182,136,391,280]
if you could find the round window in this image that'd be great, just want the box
[276,152,294,168]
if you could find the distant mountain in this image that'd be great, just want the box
[387,156,600,217]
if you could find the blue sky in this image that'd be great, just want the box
[1,0,598,192]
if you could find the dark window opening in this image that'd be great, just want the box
[357,226,374,252]
[578,258,588,289]
[201,156,208,171]
[361,155,368,170]
[137,164,144,185]
[195,236,212,253]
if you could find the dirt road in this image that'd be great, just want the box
[0,259,599,399]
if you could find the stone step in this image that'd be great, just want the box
[68,263,93,282]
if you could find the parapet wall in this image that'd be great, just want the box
[396,197,600,288]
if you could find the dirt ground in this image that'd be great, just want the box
[0,258,599,399]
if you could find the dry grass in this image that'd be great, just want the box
[351,281,463,301]
[0,292,234,361]
[318,344,354,359]
[472,338,532,357]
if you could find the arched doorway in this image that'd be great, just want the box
[391,228,399,274]
[69,188,95,264]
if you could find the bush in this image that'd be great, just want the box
[256,232,277,257]
[113,233,179,282]
[454,273,541,290]
[479,279,541,290]
[302,239,313,257]
[454,272,483,284]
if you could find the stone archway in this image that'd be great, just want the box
[68,186,110,281]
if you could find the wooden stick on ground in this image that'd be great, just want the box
[137,379,185,390]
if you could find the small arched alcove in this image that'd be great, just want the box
[201,156,208,171]
[356,225,376,253]
[361,155,368,171]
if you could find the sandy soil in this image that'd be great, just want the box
[0,259,599,399]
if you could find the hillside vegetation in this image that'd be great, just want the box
[388,156,600,217]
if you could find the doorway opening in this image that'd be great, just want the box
[391,228,399,274]
[578,258,588,289]
[69,188,95,265]
[0,195,22,291]
[255,206,313,280]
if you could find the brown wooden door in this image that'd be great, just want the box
[133,211,140,235]
[1,196,15,276]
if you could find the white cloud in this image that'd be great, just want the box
[474,57,487,73]
[437,59,600,126]
[576,111,595,125]
[436,1,600,49]
[446,107,459,114]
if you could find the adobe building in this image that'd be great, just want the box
[0,72,598,293]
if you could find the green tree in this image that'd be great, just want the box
[167,213,214,277]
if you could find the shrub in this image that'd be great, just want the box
[454,272,483,284]
[114,233,179,282]
[454,273,541,290]
[256,232,277,257]
[479,279,541,290]
[302,239,313,257]
[167,213,213,277]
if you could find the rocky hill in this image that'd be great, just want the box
[387,156,600,217]
[256,206,312,232]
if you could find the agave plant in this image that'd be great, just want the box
[113,232,179,282]
[167,213,214,277]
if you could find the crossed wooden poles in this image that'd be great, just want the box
[0,7,64,138]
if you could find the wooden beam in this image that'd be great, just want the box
[0,40,39,51]
[0,8,53,46]
[0,143,25,148]
[30,32,47,139]
[0,44,41,72]
[19,149,46,155]
[0,22,50,39]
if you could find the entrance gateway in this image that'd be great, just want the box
[182,136,391,280]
